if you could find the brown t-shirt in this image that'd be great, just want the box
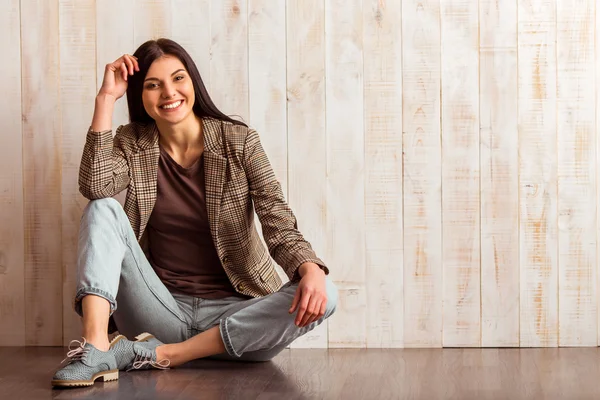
[147,146,240,299]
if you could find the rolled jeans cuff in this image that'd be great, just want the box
[219,318,241,358]
[74,287,117,317]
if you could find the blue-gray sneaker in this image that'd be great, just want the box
[110,332,170,371]
[51,338,118,387]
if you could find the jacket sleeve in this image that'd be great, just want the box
[78,125,130,200]
[243,128,329,281]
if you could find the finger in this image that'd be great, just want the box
[309,299,325,325]
[300,296,319,327]
[289,288,301,314]
[319,299,327,319]
[131,55,140,71]
[300,298,317,327]
[123,54,140,71]
[295,291,310,326]
[123,55,134,75]
[120,62,128,81]
[306,296,327,326]
[307,300,326,326]
[125,54,139,73]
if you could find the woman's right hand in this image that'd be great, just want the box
[97,54,140,101]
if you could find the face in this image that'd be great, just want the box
[142,55,195,125]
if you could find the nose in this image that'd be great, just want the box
[161,82,176,99]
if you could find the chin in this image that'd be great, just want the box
[153,108,193,125]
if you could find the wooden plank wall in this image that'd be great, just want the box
[1,0,599,348]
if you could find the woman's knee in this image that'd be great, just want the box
[83,197,121,215]
[82,198,126,224]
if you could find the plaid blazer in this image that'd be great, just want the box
[79,116,328,298]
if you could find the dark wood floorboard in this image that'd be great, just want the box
[1,347,600,399]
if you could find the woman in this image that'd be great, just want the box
[51,38,337,388]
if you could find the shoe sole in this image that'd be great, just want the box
[109,332,155,349]
[134,332,156,342]
[51,369,119,387]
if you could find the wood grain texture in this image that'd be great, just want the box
[479,0,519,347]
[518,0,558,347]
[6,0,600,350]
[556,0,596,346]
[248,0,289,286]
[134,0,172,46]
[247,1,294,348]
[248,0,287,193]
[597,0,600,348]
[401,0,442,348]
[96,0,134,131]
[59,0,97,344]
[363,0,403,348]
[440,0,481,347]
[6,347,600,399]
[0,0,25,346]
[210,0,249,122]
[170,0,211,90]
[21,0,63,346]
[286,0,328,348]
[325,0,366,348]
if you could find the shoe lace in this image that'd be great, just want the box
[127,354,170,371]
[60,338,89,365]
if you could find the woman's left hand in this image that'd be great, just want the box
[289,262,327,327]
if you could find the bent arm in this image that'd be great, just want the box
[243,128,329,281]
[78,126,130,199]
[78,94,130,199]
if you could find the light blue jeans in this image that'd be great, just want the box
[74,198,337,361]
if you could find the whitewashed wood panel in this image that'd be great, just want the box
[5,0,600,349]
[21,0,63,346]
[597,0,600,348]
[134,0,172,46]
[286,0,328,348]
[0,0,25,346]
[401,0,442,348]
[96,0,134,132]
[59,0,97,344]
[479,0,519,347]
[210,0,249,122]
[518,0,558,347]
[248,0,287,192]
[247,2,295,347]
[248,0,287,275]
[171,0,212,89]
[363,0,403,348]
[440,0,481,347]
[325,0,366,348]
[556,0,596,347]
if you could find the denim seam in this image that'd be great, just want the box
[125,240,187,324]
[74,287,117,316]
[219,317,241,358]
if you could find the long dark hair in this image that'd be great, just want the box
[127,38,246,127]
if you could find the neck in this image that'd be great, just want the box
[156,114,203,152]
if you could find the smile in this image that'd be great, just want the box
[160,100,183,110]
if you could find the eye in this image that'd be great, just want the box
[174,75,184,81]
[145,82,159,89]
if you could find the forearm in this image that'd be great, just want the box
[258,200,328,278]
[243,128,329,279]
[91,94,117,132]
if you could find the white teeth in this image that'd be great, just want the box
[162,100,182,109]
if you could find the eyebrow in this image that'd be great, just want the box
[144,69,186,82]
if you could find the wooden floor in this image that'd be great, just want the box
[1,347,600,399]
